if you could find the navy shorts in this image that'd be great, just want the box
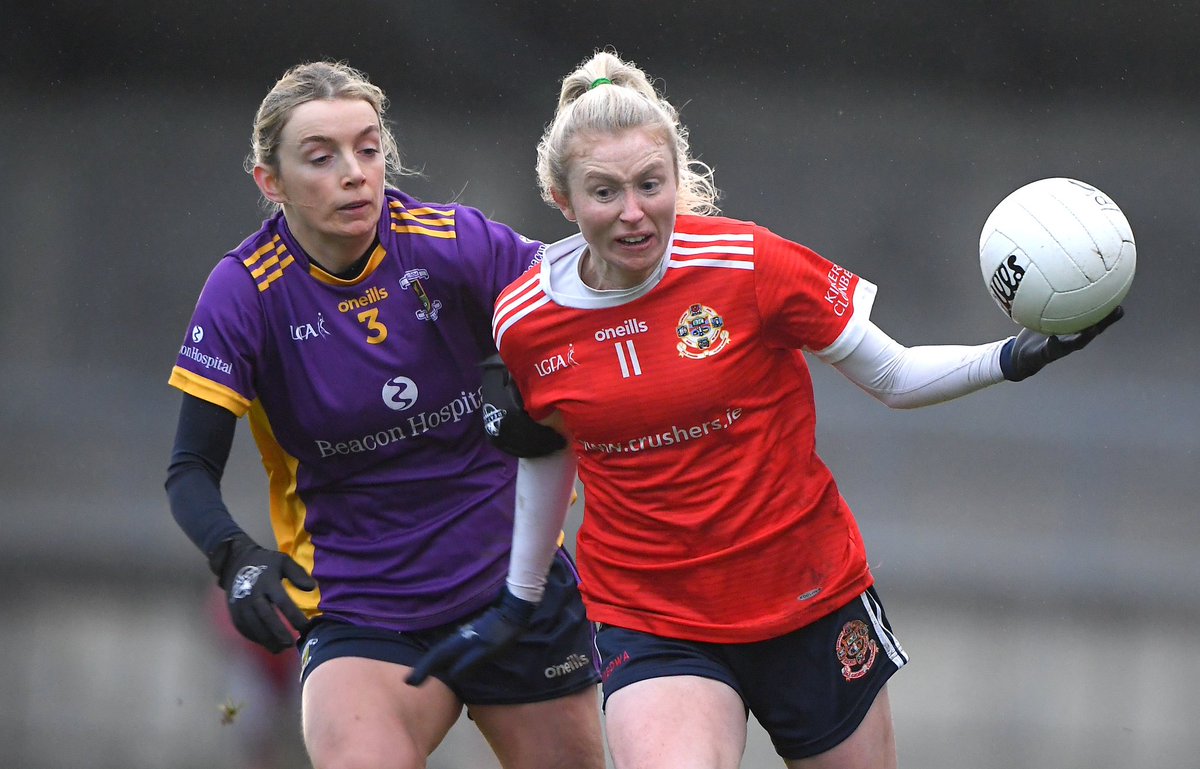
[596,586,907,759]
[298,548,600,706]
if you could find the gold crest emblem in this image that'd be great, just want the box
[835,619,878,681]
[675,303,731,360]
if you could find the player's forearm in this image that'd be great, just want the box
[833,321,1008,409]
[165,458,242,556]
[507,451,578,603]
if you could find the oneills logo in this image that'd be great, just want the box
[337,285,389,314]
[675,303,730,359]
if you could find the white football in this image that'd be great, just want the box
[979,177,1135,334]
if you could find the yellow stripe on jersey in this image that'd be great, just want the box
[247,401,322,618]
[389,199,457,239]
[394,209,455,226]
[168,366,253,416]
[243,235,298,292]
[392,224,458,238]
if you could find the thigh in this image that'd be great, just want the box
[784,686,896,769]
[302,656,462,769]
[606,675,747,769]
[733,586,907,760]
[471,685,605,769]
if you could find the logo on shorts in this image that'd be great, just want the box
[545,653,591,679]
[299,636,318,678]
[602,649,630,682]
[835,619,878,681]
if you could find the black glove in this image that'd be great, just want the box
[209,532,317,653]
[1000,306,1124,382]
[406,587,538,686]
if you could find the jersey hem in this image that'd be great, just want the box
[584,574,875,644]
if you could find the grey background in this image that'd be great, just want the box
[2,2,1197,768]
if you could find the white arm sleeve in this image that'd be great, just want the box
[506,450,579,603]
[831,321,1011,409]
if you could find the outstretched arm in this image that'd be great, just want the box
[831,308,1123,408]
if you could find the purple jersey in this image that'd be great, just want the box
[169,188,545,631]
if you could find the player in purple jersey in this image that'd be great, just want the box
[165,61,603,769]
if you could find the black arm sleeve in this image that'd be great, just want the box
[480,355,567,457]
[164,393,244,559]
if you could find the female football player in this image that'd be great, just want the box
[411,49,1122,769]
[164,60,604,769]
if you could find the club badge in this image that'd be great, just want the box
[836,619,878,681]
[675,303,731,359]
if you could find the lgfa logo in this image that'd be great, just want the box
[535,343,579,377]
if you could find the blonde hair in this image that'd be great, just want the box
[245,61,413,207]
[536,50,720,216]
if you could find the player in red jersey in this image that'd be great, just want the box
[412,50,1121,768]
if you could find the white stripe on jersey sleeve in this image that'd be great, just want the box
[672,232,754,243]
[494,281,552,351]
[668,254,755,268]
[493,272,541,328]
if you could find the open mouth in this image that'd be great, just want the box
[618,235,650,246]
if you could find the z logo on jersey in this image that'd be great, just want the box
[676,303,731,360]
[381,376,419,411]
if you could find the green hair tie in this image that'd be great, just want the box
[588,77,613,90]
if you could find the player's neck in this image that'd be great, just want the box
[309,237,379,279]
[578,246,662,291]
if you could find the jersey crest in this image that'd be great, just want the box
[675,303,731,359]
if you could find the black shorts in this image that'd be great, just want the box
[298,548,600,706]
[596,586,907,759]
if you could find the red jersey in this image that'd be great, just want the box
[494,215,878,643]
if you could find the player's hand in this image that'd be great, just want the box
[1000,306,1124,382]
[209,532,317,653]
[406,588,538,686]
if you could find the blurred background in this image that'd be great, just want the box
[2,2,1197,767]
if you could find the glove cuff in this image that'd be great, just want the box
[207,531,258,588]
[496,587,539,628]
[998,337,1019,381]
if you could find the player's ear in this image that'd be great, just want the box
[551,188,576,223]
[253,164,287,204]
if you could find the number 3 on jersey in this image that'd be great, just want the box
[357,308,388,344]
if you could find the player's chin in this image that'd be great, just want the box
[612,239,665,268]
[334,217,378,241]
